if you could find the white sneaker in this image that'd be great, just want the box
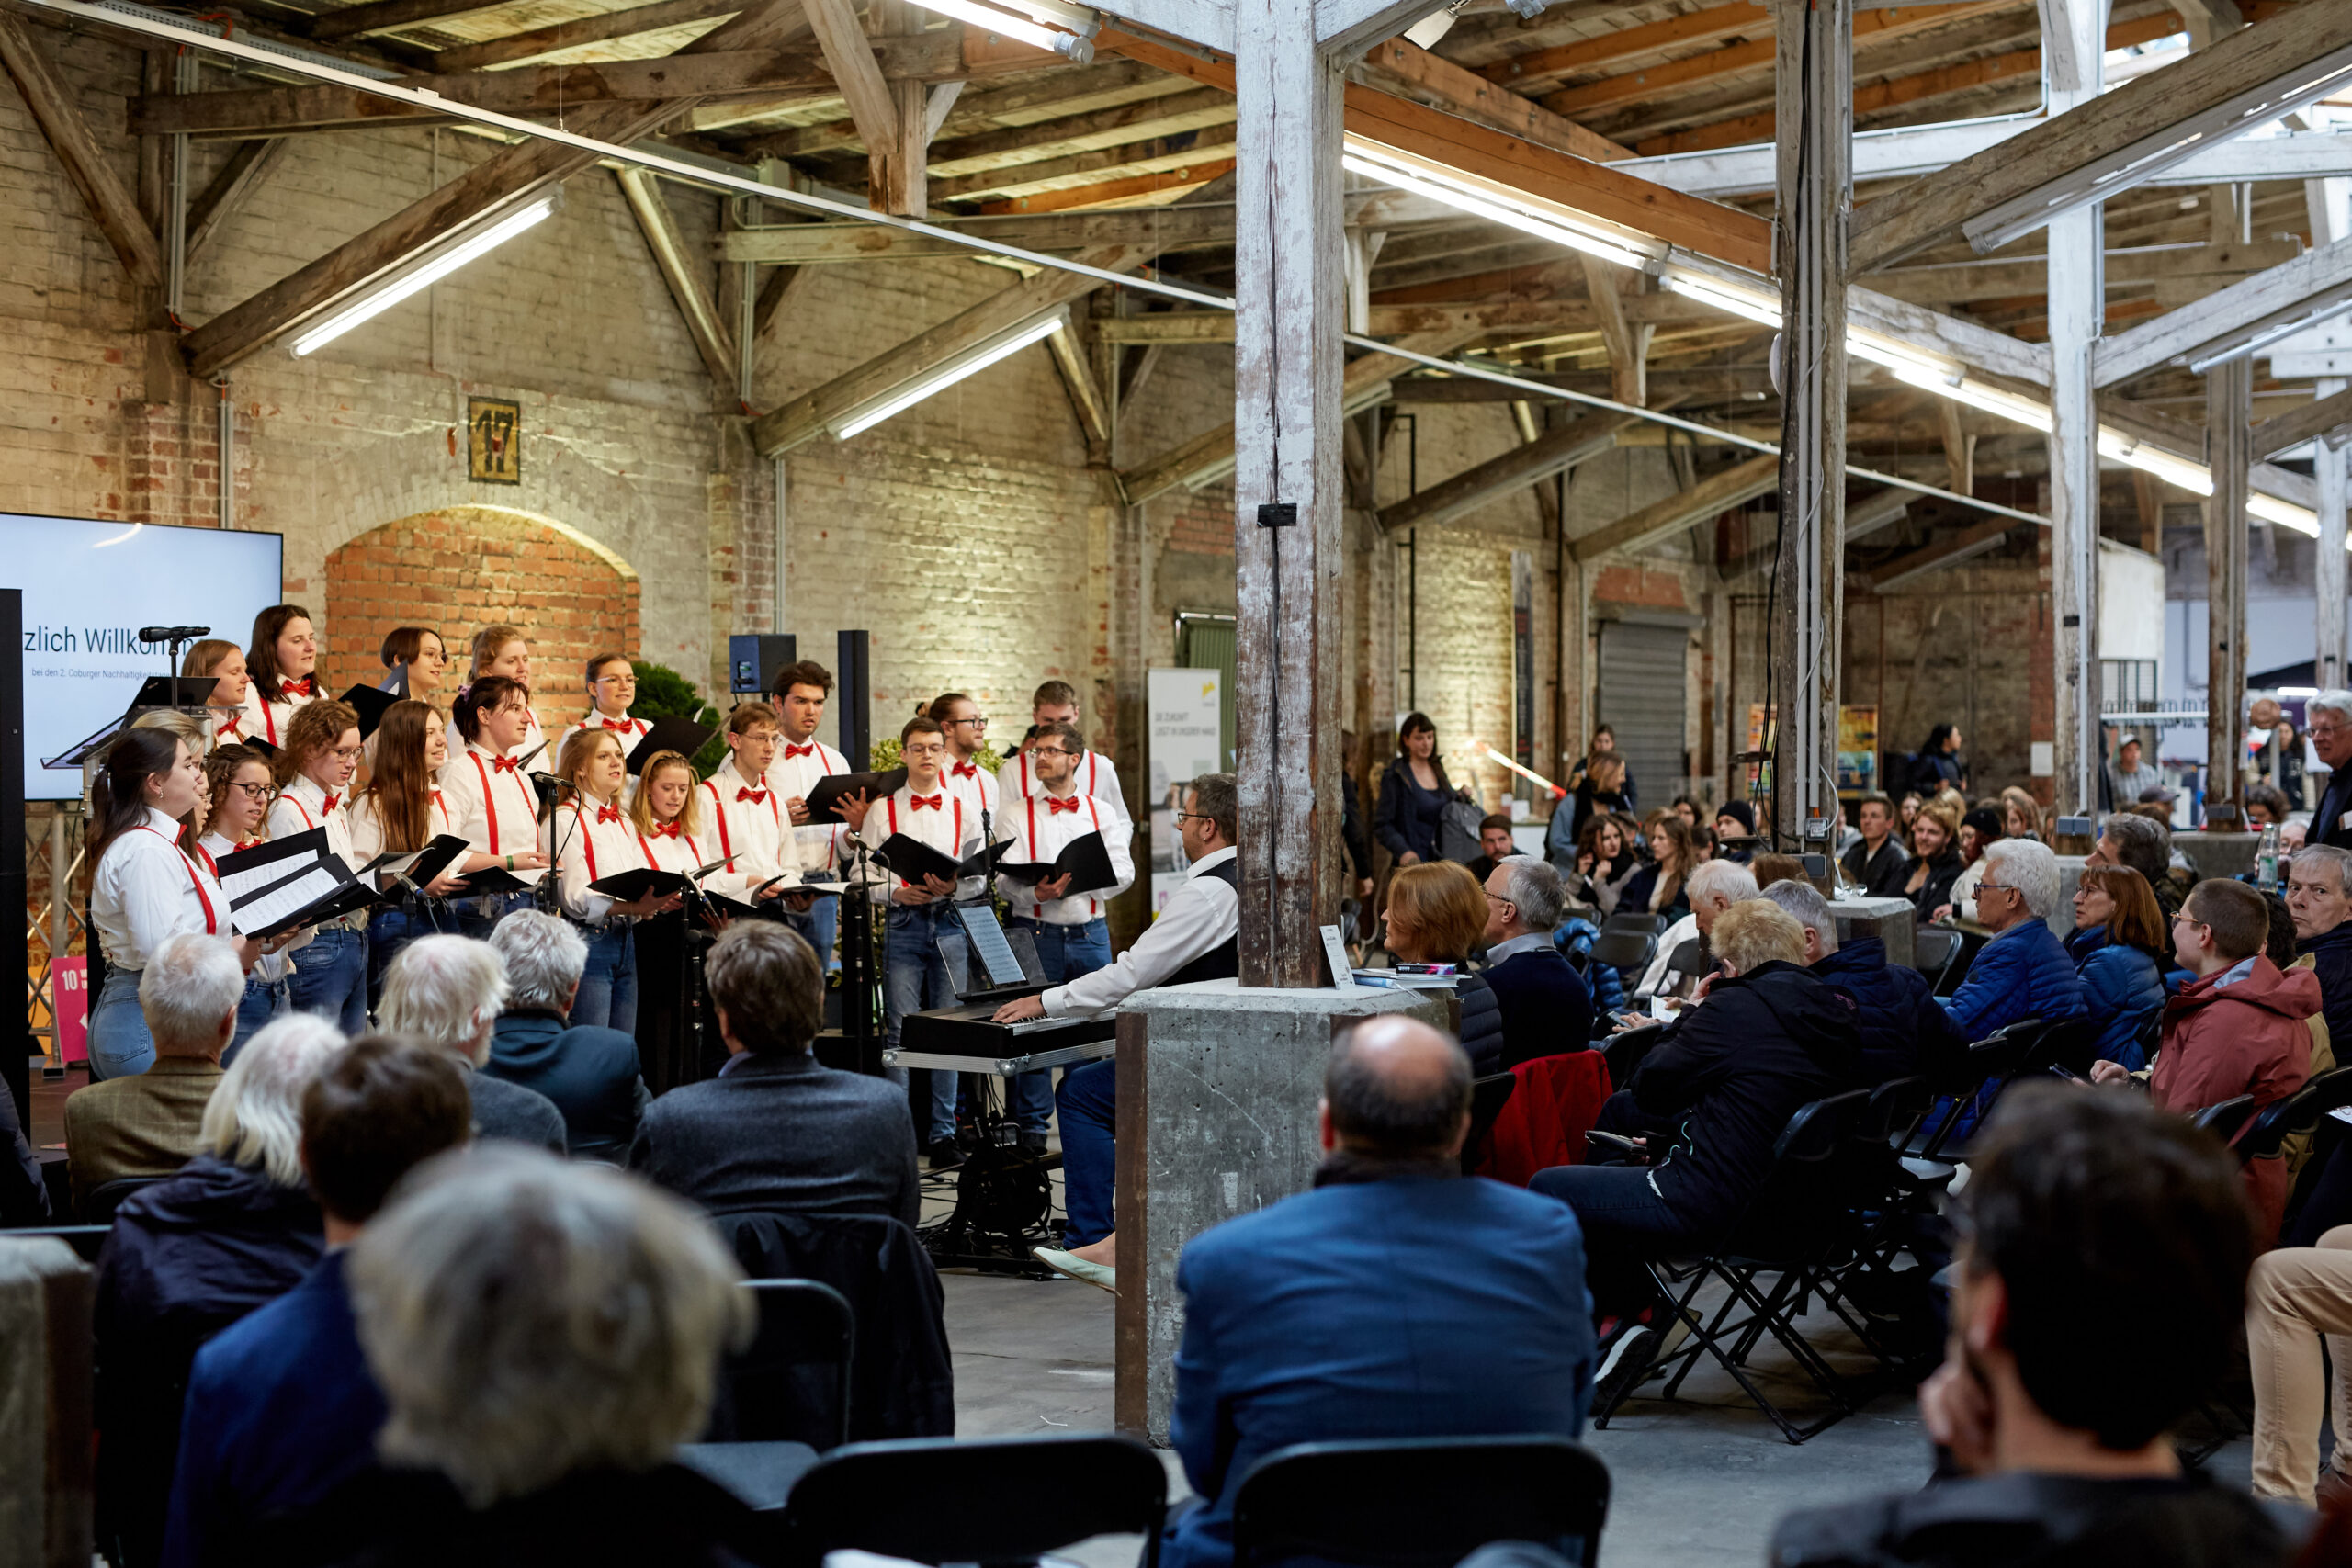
[1033,1246,1115,1292]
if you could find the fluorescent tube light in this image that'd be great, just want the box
[290,192,559,357]
[2184,278,2352,373]
[2097,428,2213,494]
[2250,491,2323,535]
[907,0,1093,59]
[829,310,1067,440]
[1342,140,1657,272]
[1657,269,1782,327]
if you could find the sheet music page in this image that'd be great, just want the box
[956,904,1029,988]
[230,866,345,936]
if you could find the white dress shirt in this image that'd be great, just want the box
[92,807,225,972]
[765,737,852,873]
[440,741,542,860]
[1042,845,1238,1018]
[856,784,974,905]
[346,785,458,865]
[197,831,298,981]
[942,753,1006,840]
[234,676,318,750]
[267,773,358,873]
[544,793,646,923]
[635,815,713,879]
[698,760,803,895]
[205,705,257,750]
[445,706,549,773]
[999,747,1131,829]
[1004,789,1135,924]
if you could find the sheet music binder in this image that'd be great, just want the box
[993,829,1117,896]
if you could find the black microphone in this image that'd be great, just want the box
[140,626,210,643]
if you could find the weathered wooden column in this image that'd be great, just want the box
[2046,0,2106,820]
[1231,0,1344,984]
[1769,0,1850,849]
[2207,358,2252,824]
[2320,379,2348,695]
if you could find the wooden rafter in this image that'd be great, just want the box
[0,10,162,288]
[1374,408,1633,531]
[718,203,1236,261]
[1481,3,1771,96]
[1566,452,1780,560]
[616,165,738,389]
[973,157,1235,212]
[933,123,1237,201]
[430,0,742,73]
[2252,385,2352,458]
[1355,35,1631,162]
[185,138,288,263]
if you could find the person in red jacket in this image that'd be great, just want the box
[2097,877,2317,1243]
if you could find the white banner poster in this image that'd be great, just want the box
[1148,667,1223,912]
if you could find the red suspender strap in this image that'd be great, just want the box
[885,796,900,886]
[636,831,658,869]
[577,807,600,882]
[195,843,219,878]
[1086,753,1097,796]
[1088,798,1103,916]
[263,700,277,747]
[286,793,317,831]
[136,827,218,935]
[469,753,500,853]
[704,782,734,863]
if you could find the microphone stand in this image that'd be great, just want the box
[534,778,582,917]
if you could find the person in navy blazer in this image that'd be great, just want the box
[1163,1017,1597,1568]
[1479,856,1593,1067]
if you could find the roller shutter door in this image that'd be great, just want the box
[1596,621,1687,802]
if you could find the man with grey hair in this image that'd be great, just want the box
[1161,1016,1597,1568]
[2287,844,2352,1061]
[1634,858,1758,1000]
[1763,876,1957,1084]
[379,936,566,1153]
[1939,839,2086,1041]
[67,931,243,1211]
[1480,856,1592,1068]
[322,1145,759,1557]
[2089,808,2183,919]
[485,911,650,1163]
[2310,692,2352,851]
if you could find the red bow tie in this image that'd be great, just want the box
[280,676,314,699]
[320,793,339,813]
[910,794,944,811]
[951,761,978,778]
[784,744,817,760]
[737,787,769,804]
[1046,795,1081,815]
[236,837,263,852]
[651,821,683,839]
[597,804,622,825]
[600,717,635,731]
[492,755,522,773]
[217,716,243,737]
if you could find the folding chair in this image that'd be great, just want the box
[1637,940,1707,1004]
[1586,929,1657,986]
[1601,912,1666,936]
[704,1279,856,1449]
[2234,1066,2352,1164]
[1229,1437,1611,1568]
[1462,1072,1519,1175]
[779,1432,1166,1568]
[1600,1021,1668,1091]
[2192,1095,2259,1144]
[1912,1017,2093,1163]
[81,1176,160,1226]
[1908,928,1961,991]
[1600,1089,1877,1444]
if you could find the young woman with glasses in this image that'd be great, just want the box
[266,699,370,1033]
[195,741,305,1062]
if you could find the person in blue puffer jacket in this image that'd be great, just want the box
[1939,840,2088,1042]
[2064,863,2171,1072]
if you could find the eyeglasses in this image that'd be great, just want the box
[1174,811,1213,826]
[2172,911,2209,928]
[945,715,989,729]
[329,745,365,761]
[1032,746,1079,758]
[1483,889,1513,905]
[593,673,636,687]
[222,781,277,802]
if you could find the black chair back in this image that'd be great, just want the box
[1229,1436,1610,1568]
[2193,1094,2259,1145]
[1910,927,1960,986]
[2238,1066,2352,1162]
[2133,1007,2165,1068]
[1463,1072,1518,1174]
[1859,1077,1933,1150]
[2012,1017,2098,1078]
[1645,940,1707,1000]
[0,1224,109,1263]
[1601,1021,1668,1091]
[1588,930,1656,976]
[1601,912,1665,936]
[706,1279,856,1449]
[1729,1090,1873,1258]
[82,1176,161,1227]
[782,1432,1165,1568]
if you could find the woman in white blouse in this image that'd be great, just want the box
[194,742,305,1065]
[545,728,679,1032]
[180,638,254,750]
[234,604,321,750]
[442,675,551,940]
[266,699,368,1033]
[350,699,476,1012]
[87,729,257,1079]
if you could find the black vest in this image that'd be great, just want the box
[1168,856,1241,987]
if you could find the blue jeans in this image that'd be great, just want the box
[1057,1058,1117,1246]
[87,967,153,1081]
[457,891,534,942]
[808,892,841,973]
[288,924,370,1035]
[1009,916,1111,1135]
[368,905,450,1016]
[884,901,967,1144]
[1529,1162,1697,1317]
[571,922,639,1033]
[223,975,289,1068]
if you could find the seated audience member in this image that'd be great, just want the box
[2001,785,2045,844]
[1713,800,1758,864]
[630,921,917,1226]
[1750,852,1809,889]
[2263,892,2336,1191]
[1163,1018,1597,1568]
[67,932,242,1213]
[2247,1228,2352,1508]
[1634,858,1758,1001]
[2096,878,2316,1243]
[1566,813,1641,917]
[2092,807,2186,920]
[484,912,650,1163]
[1620,814,1697,922]
[1839,794,1911,898]
[1940,807,2006,919]
[309,1146,757,1564]
[1901,799,1966,924]
[1761,877,1957,1086]
[164,1035,471,1568]
[1464,812,1519,886]
[2289,846,2352,1050]
[1532,901,1859,1403]
[96,1013,345,1568]
[1771,1086,2290,1568]
[2249,784,2293,828]
[1938,840,2086,1042]
[1386,862,1505,1074]
[379,937,567,1153]
[2065,864,2171,1072]
[1479,856,1592,1068]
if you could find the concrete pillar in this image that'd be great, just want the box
[2207,358,2252,825]
[2045,0,2105,822]
[1113,981,1450,1440]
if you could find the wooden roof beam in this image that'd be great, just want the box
[2252,384,2352,459]
[0,10,162,288]
[1566,452,1779,561]
[428,0,742,73]
[2095,236,2352,387]
[1374,408,1634,532]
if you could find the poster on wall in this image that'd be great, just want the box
[1837,705,1880,795]
[1148,667,1223,913]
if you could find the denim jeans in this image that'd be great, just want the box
[457,891,535,942]
[288,924,370,1035]
[1529,1162,1698,1318]
[367,905,451,1016]
[808,892,841,973]
[87,967,153,1081]
[223,975,289,1068]
[1057,1058,1117,1246]
[884,901,967,1144]
[1008,915,1111,1135]
[571,921,639,1034]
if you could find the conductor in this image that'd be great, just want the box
[1001,773,1239,1291]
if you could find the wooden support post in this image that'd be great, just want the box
[0,12,163,289]
[2046,0,2103,820]
[1579,255,1649,406]
[1769,0,1849,851]
[1938,399,1973,496]
[185,139,286,264]
[2133,469,2162,555]
[2321,378,2348,694]
[1231,0,1342,988]
[616,167,739,394]
[2207,356,2251,825]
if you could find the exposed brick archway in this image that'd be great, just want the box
[323,506,641,716]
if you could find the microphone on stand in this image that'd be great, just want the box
[139,626,210,644]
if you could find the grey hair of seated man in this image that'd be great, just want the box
[198,1012,347,1187]
[1984,838,2061,921]
[1497,855,1563,932]
[2293,844,2352,898]
[348,1144,753,1508]
[1688,858,1759,915]
[2310,689,2352,729]
[1759,877,1840,958]
[487,910,588,1014]
[379,936,510,1067]
[140,932,247,1058]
